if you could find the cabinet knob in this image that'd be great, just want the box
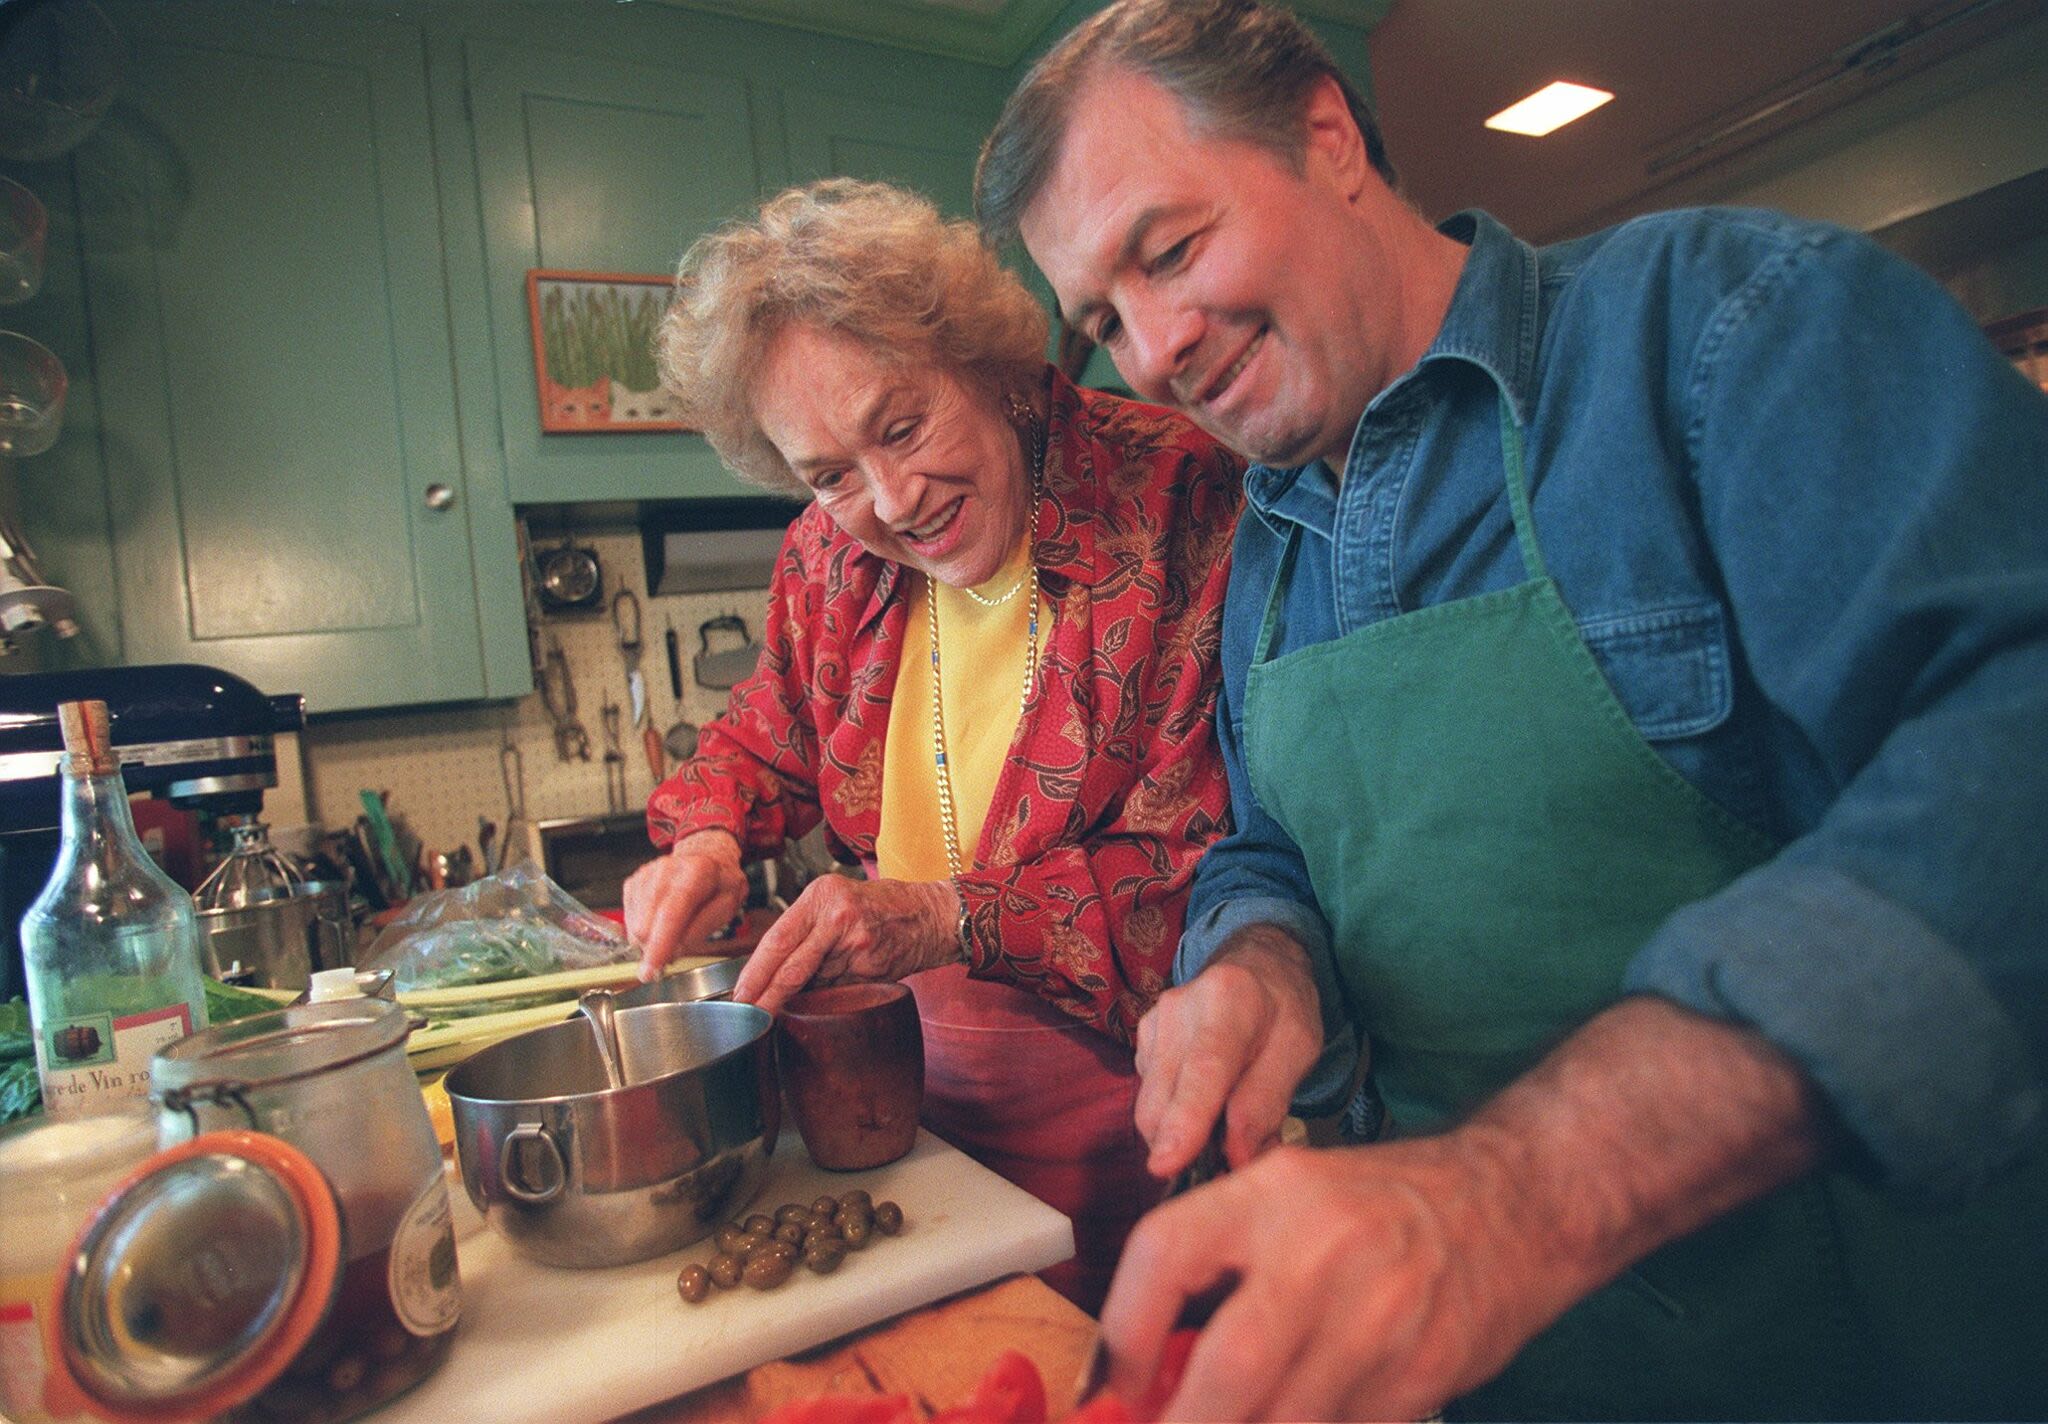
[424,483,457,511]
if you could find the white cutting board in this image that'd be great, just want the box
[379,1130,1075,1424]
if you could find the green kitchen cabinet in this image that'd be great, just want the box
[461,34,1005,506]
[781,88,992,220]
[9,0,1036,710]
[461,40,768,506]
[54,2,527,712]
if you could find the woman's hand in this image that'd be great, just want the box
[733,875,963,1015]
[622,830,750,981]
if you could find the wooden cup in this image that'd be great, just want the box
[775,982,924,1170]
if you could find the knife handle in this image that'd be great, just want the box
[664,625,683,700]
[644,723,667,783]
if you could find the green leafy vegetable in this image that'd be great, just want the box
[203,978,289,1023]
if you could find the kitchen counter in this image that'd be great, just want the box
[380,1128,1076,1424]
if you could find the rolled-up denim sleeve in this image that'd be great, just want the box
[1181,549,1360,1114]
[1629,225,2048,1203]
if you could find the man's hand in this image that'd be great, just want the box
[1098,996,1826,1421]
[622,830,749,981]
[731,875,964,1015]
[1099,1134,1536,1422]
[1132,924,1325,1179]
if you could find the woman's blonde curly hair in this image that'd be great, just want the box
[658,179,1050,497]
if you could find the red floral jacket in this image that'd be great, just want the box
[648,369,1244,1044]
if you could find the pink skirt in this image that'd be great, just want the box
[904,963,1162,1314]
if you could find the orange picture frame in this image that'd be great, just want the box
[526,268,689,433]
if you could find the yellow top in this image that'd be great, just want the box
[876,534,1042,883]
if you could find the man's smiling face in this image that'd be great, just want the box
[1020,67,1400,470]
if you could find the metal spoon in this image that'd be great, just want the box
[578,988,628,1090]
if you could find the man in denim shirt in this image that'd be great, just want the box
[980,1,2046,1419]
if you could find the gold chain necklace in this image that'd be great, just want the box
[959,569,1029,608]
[928,422,1043,880]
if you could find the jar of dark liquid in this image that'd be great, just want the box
[50,999,461,1424]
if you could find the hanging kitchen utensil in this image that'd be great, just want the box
[498,737,527,872]
[534,520,603,613]
[693,614,762,690]
[664,614,683,700]
[539,635,590,762]
[613,587,648,728]
[600,697,627,814]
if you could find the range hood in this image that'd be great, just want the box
[640,496,804,596]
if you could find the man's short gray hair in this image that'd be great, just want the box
[976,0,1395,245]
[658,179,1049,496]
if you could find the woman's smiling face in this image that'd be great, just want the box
[754,325,1034,589]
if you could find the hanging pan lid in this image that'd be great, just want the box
[49,1129,343,1424]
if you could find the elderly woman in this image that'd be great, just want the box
[623,179,1241,1309]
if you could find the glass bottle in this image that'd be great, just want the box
[20,698,209,1117]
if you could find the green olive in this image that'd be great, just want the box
[743,1250,795,1289]
[837,1189,872,1211]
[811,1194,841,1217]
[744,1213,775,1236]
[776,1202,811,1226]
[804,1239,847,1274]
[775,1221,807,1247]
[677,1264,712,1303]
[840,1214,872,1249]
[873,1201,904,1235]
[714,1223,749,1254]
[709,1252,745,1289]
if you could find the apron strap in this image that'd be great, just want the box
[1497,393,1549,583]
[1254,394,1541,668]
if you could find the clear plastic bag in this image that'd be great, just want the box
[363,860,631,992]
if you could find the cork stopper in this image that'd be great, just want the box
[57,699,119,776]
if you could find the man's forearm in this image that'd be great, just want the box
[1456,994,1827,1327]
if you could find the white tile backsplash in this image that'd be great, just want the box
[296,527,771,869]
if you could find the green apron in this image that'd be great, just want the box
[1239,399,2046,1421]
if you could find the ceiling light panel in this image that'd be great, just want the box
[1485,80,1614,137]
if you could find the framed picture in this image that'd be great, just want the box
[526,269,688,433]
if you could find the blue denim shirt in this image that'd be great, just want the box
[1180,208,2048,1202]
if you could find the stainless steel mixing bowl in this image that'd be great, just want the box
[444,1000,777,1268]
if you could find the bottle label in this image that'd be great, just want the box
[37,1003,192,1116]
[388,1173,462,1337]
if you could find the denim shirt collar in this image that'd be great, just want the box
[1244,209,1540,537]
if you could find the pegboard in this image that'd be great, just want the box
[297,526,774,870]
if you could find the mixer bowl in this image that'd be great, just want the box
[444,1000,777,1268]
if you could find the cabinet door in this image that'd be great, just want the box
[781,89,992,220]
[73,4,485,713]
[464,42,765,505]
